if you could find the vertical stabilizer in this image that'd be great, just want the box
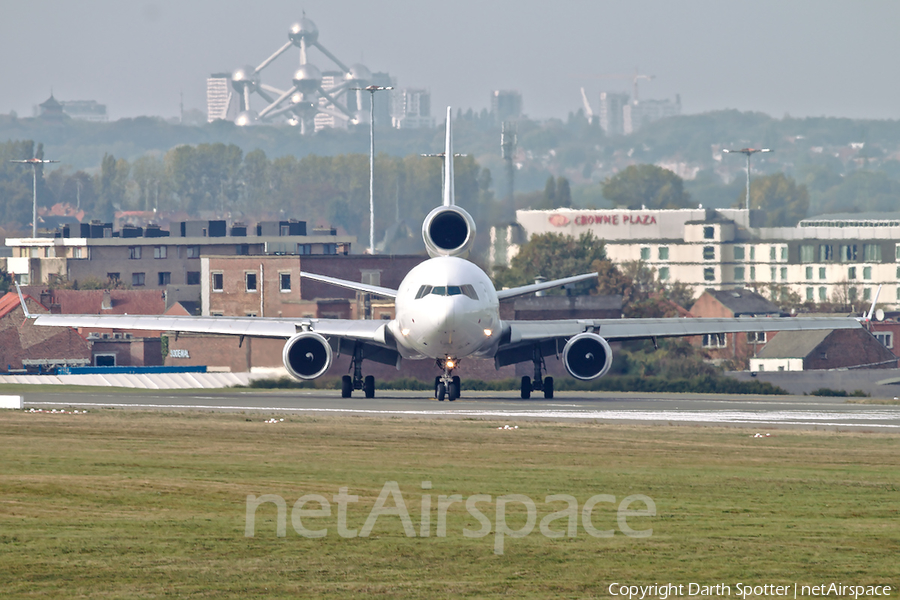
[443,107,454,207]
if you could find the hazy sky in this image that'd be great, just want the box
[2,1,899,122]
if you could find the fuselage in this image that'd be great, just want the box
[389,256,500,360]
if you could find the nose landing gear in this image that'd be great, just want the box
[435,357,460,401]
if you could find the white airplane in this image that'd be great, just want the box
[18,108,866,401]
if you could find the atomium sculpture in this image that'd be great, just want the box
[223,16,373,133]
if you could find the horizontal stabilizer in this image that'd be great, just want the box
[300,271,398,298]
[496,272,599,301]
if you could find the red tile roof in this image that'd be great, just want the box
[49,289,166,315]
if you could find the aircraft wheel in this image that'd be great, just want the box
[520,376,531,399]
[543,377,554,399]
[341,375,352,398]
[437,382,446,401]
[452,375,461,398]
[448,381,459,401]
[434,376,442,398]
[364,375,375,399]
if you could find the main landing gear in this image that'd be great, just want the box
[434,357,460,401]
[520,346,554,399]
[342,343,375,398]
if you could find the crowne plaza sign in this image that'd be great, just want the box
[549,213,659,227]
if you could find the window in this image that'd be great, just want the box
[702,333,727,348]
[132,272,145,286]
[187,245,201,258]
[703,246,715,260]
[415,285,433,299]
[658,267,669,281]
[747,331,766,344]
[245,272,258,292]
[236,244,250,256]
[73,247,83,259]
[703,268,715,281]
[806,287,814,301]
[819,267,827,280]
[750,266,756,280]
[770,267,777,281]
[640,247,650,260]
[460,285,479,300]
[780,247,788,261]
[297,244,312,255]
[770,246,777,261]
[733,246,745,260]
[212,272,223,292]
[819,287,827,301]
[849,287,858,301]
[863,266,872,280]
[896,244,900,260]
[748,246,756,260]
[280,273,291,292]
[361,271,381,286]
[848,266,857,279]
[819,245,833,262]
[863,288,872,301]
[245,311,258,318]
[158,272,171,286]
[107,272,120,283]
[129,246,141,260]
[280,224,290,236]
[864,244,882,262]
[324,243,337,255]
[805,266,813,280]
[841,244,858,262]
[187,271,200,285]
[154,246,167,259]
[800,245,815,263]
[875,332,894,349]
[94,354,116,367]
[658,247,669,260]
[703,226,714,239]
[734,266,745,281]
[780,267,787,280]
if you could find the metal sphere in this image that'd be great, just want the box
[292,64,322,94]
[234,110,258,127]
[231,65,259,90]
[288,18,319,46]
[344,63,371,84]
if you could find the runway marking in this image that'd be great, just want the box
[24,401,900,429]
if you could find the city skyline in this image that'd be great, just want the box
[2,1,900,122]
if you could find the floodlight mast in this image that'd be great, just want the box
[351,85,393,254]
[722,147,772,211]
[10,157,58,237]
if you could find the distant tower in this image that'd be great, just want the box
[391,88,434,129]
[598,92,628,135]
[492,90,522,124]
[501,121,517,220]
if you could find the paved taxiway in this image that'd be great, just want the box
[20,389,900,431]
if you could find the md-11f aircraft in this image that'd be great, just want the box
[20,108,865,401]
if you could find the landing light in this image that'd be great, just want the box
[401,328,410,336]
[483,329,493,337]
[446,359,455,369]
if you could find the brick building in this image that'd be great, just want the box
[689,288,784,367]
[0,292,91,372]
[750,328,897,372]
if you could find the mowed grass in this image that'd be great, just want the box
[0,411,898,598]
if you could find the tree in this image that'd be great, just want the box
[556,176,572,208]
[602,164,691,210]
[543,176,556,206]
[493,232,606,293]
[739,173,809,226]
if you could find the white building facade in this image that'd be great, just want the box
[505,208,900,308]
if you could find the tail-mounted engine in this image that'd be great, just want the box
[283,332,333,380]
[562,333,613,380]
[422,205,476,258]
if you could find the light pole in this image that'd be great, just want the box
[722,147,771,211]
[10,157,58,237]
[352,84,393,254]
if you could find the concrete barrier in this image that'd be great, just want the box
[0,395,23,409]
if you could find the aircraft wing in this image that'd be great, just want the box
[504,315,862,344]
[30,313,389,342]
[300,271,398,298]
[496,273,599,301]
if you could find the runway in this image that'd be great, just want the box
[20,389,900,431]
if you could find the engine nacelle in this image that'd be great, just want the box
[562,333,613,380]
[421,205,476,258]
[282,332,332,380]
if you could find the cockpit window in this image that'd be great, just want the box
[416,284,479,299]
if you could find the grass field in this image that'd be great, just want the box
[1,410,898,598]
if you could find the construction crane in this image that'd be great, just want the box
[580,87,595,121]
[571,69,656,103]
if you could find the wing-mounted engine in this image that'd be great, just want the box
[283,331,333,380]
[421,205,476,258]
[562,333,613,380]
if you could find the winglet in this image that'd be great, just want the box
[442,106,454,207]
[14,281,34,319]
[865,284,883,322]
